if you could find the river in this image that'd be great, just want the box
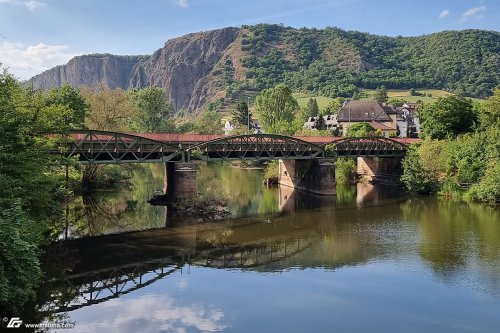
[26,163,500,332]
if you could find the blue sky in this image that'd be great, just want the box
[0,0,498,79]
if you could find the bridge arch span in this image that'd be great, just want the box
[55,130,181,164]
[323,136,408,157]
[185,134,324,162]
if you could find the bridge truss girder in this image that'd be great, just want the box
[327,137,408,157]
[186,134,324,162]
[54,130,181,164]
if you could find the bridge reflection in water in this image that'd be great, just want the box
[42,181,404,315]
[43,223,314,314]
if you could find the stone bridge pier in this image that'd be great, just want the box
[357,157,403,185]
[278,159,336,195]
[164,162,198,202]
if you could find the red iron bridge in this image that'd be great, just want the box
[51,130,420,164]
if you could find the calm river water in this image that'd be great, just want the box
[28,163,500,332]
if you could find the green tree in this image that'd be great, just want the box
[420,95,477,139]
[306,98,319,116]
[314,115,327,130]
[388,98,406,107]
[345,122,375,137]
[129,87,174,132]
[401,144,439,193]
[231,101,252,129]
[373,85,388,104]
[469,160,500,203]
[44,84,89,129]
[478,87,500,128]
[324,98,344,115]
[0,68,68,312]
[255,84,298,133]
[195,110,223,134]
[81,84,139,131]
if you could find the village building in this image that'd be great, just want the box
[304,114,338,131]
[337,100,396,137]
[336,100,420,138]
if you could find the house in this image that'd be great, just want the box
[337,100,396,137]
[303,114,338,130]
[395,105,420,138]
[224,118,262,134]
[224,120,233,135]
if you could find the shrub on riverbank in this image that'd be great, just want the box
[401,89,500,204]
[335,158,357,184]
[264,161,279,183]
[0,68,78,312]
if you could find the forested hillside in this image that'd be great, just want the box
[27,24,500,113]
[237,24,499,98]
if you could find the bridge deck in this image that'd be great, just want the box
[131,133,421,146]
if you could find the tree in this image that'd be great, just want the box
[81,84,139,131]
[255,84,298,133]
[420,95,477,139]
[129,87,174,132]
[314,115,327,130]
[324,98,344,115]
[231,101,252,129]
[401,144,439,193]
[0,67,68,312]
[44,84,89,129]
[478,87,500,128]
[298,98,320,122]
[345,122,375,137]
[373,85,388,104]
[194,110,223,134]
[388,98,405,107]
[306,98,319,117]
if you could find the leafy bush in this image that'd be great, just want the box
[335,158,357,184]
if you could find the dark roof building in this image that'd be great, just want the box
[337,100,392,122]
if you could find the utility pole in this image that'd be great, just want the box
[247,96,251,132]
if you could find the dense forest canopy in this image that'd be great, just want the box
[236,24,499,98]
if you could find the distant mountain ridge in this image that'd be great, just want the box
[27,25,500,113]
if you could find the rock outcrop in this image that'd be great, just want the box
[27,27,239,113]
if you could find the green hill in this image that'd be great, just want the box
[234,25,499,99]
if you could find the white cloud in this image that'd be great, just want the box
[461,6,486,21]
[439,10,449,19]
[0,0,45,10]
[174,0,188,8]
[66,294,226,333]
[24,0,44,10]
[0,41,77,80]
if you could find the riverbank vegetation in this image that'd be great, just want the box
[401,90,500,204]
[0,69,75,312]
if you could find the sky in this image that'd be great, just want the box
[0,0,498,80]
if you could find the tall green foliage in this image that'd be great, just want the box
[0,68,70,312]
[129,87,174,132]
[345,122,376,137]
[44,84,89,129]
[255,84,298,133]
[238,25,499,98]
[420,95,477,139]
[231,101,251,129]
[195,110,223,134]
[373,85,388,104]
[401,143,439,193]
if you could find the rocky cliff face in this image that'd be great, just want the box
[27,27,240,113]
[28,54,147,90]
